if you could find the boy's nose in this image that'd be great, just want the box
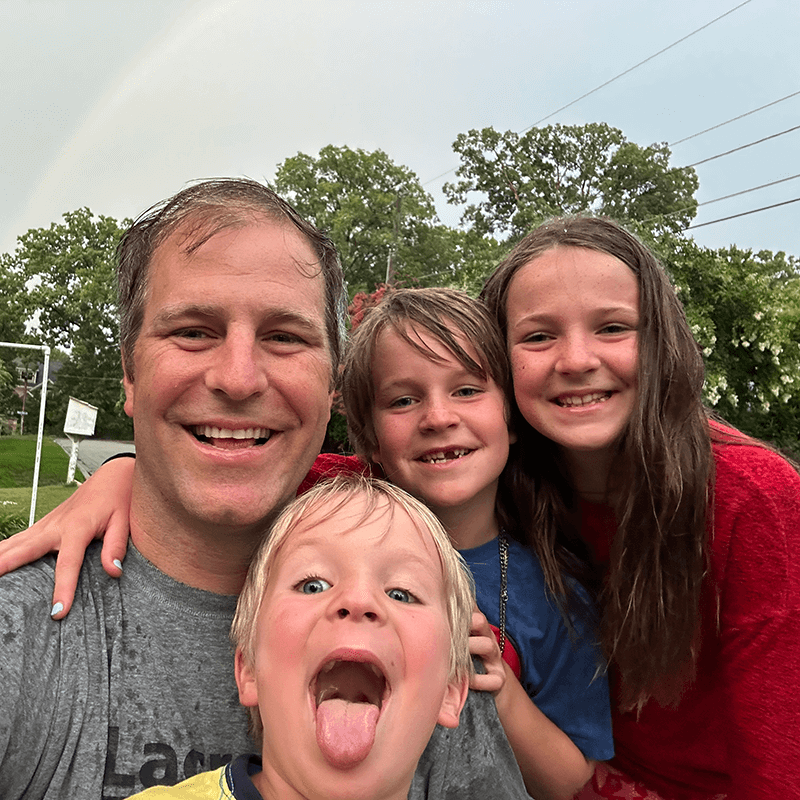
[420,398,459,430]
[338,607,378,622]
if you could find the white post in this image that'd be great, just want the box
[29,346,50,526]
[65,432,83,484]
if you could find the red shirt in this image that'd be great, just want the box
[581,430,800,799]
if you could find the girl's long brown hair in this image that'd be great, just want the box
[481,216,713,709]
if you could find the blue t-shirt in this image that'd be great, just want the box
[460,536,614,761]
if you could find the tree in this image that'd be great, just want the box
[444,123,699,240]
[7,208,132,438]
[658,235,800,455]
[272,145,467,294]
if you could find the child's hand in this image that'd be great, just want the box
[469,607,506,694]
[0,456,134,618]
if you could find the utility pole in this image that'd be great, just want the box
[385,193,401,286]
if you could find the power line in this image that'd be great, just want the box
[646,173,800,225]
[424,0,755,187]
[685,123,800,167]
[520,0,754,131]
[699,173,800,206]
[669,89,800,146]
[686,196,800,229]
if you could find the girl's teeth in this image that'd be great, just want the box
[558,393,610,407]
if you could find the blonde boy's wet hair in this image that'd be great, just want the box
[231,474,476,742]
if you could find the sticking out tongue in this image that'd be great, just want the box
[316,697,380,768]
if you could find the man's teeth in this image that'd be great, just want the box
[193,425,270,441]
[420,448,470,464]
[557,392,611,408]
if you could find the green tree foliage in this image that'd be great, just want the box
[7,209,132,438]
[444,123,699,240]
[659,235,800,454]
[273,145,468,293]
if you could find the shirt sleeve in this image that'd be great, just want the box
[713,447,800,799]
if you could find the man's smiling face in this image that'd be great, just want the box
[235,494,466,799]
[123,216,333,534]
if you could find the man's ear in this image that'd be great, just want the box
[436,675,469,729]
[121,349,135,419]
[234,648,259,708]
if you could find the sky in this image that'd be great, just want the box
[2,0,799,261]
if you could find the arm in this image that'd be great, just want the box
[470,610,595,800]
[0,456,134,618]
[714,449,800,798]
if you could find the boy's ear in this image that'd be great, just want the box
[234,648,259,708]
[436,675,469,729]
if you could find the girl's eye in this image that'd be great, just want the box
[455,386,481,398]
[599,324,631,335]
[386,587,417,603]
[298,577,332,594]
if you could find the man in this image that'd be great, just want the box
[0,179,527,799]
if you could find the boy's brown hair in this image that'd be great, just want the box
[341,287,512,467]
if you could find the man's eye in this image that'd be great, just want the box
[176,329,208,339]
[386,587,417,603]
[298,577,332,594]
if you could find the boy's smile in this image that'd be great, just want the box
[370,325,514,545]
[235,495,465,798]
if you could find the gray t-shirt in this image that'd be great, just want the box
[0,542,528,799]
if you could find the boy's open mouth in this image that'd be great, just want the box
[314,659,386,709]
[312,659,389,769]
[418,448,472,464]
[191,425,271,448]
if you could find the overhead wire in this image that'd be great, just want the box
[685,124,800,167]
[422,0,755,187]
[686,196,800,229]
[669,89,800,146]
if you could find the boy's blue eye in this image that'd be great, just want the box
[299,577,331,594]
[386,587,416,603]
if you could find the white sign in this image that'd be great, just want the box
[64,396,98,437]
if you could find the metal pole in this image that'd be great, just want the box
[0,342,51,526]
[29,346,50,526]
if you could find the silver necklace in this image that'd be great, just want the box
[498,531,509,655]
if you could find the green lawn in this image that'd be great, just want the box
[0,436,84,540]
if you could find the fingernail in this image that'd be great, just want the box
[51,602,64,618]
[113,559,123,572]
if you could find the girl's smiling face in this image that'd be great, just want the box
[506,245,639,468]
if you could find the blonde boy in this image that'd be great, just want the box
[131,475,475,800]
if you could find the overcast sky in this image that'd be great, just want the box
[2,0,798,261]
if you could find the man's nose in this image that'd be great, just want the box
[205,332,269,400]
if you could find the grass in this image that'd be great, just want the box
[0,435,85,488]
[0,436,84,540]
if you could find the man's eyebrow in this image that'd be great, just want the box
[152,304,325,332]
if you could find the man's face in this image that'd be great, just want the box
[123,217,333,534]
[236,496,467,799]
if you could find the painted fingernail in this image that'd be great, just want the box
[113,559,123,571]
[51,602,64,618]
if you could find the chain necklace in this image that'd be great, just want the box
[498,531,509,655]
